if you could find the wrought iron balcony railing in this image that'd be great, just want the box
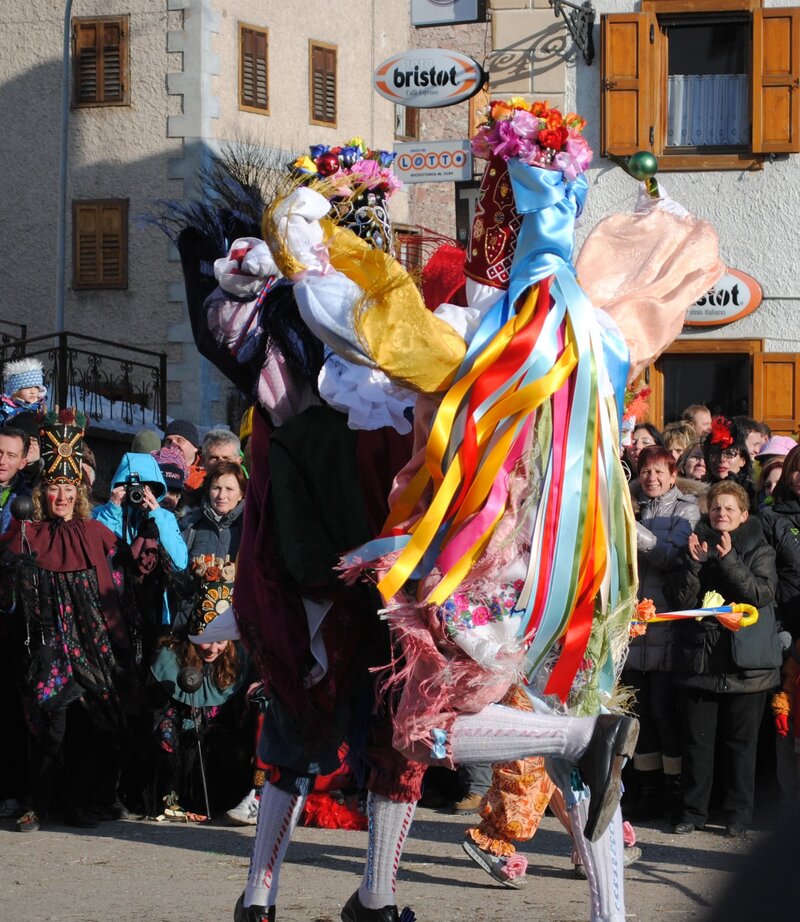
[3,331,167,431]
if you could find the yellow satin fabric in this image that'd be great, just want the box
[323,221,466,394]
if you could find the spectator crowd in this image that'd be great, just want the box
[0,354,798,869]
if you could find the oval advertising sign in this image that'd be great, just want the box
[684,269,762,327]
[373,49,485,108]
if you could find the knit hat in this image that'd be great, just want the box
[39,408,86,485]
[164,418,199,449]
[756,435,797,459]
[131,428,162,454]
[151,445,187,493]
[186,556,237,641]
[4,358,45,396]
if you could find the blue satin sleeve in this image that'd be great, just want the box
[506,161,588,307]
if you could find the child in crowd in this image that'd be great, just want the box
[147,557,252,818]
[0,358,47,425]
[670,480,782,837]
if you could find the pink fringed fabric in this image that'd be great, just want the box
[576,204,724,380]
[379,601,522,767]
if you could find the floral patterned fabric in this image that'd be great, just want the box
[19,565,129,735]
[466,685,557,856]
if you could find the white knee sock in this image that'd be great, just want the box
[570,800,626,922]
[450,704,595,764]
[244,782,307,908]
[358,793,416,910]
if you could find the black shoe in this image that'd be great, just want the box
[578,715,639,842]
[726,823,748,838]
[341,891,416,922]
[673,821,701,835]
[94,801,131,821]
[234,892,275,921]
[64,810,98,829]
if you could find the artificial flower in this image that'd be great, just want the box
[510,108,539,139]
[292,155,318,174]
[565,112,587,131]
[507,96,532,112]
[538,125,569,151]
[345,136,367,153]
[486,119,523,160]
[490,99,514,120]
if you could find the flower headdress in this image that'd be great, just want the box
[39,408,86,485]
[290,137,402,199]
[471,98,592,182]
[708,416,735,450]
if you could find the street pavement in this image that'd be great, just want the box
[0,807,751,921]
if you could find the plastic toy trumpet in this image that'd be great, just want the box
[631,599,758,638]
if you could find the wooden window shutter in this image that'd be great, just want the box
[73,16,129,107]
[600,13,655,156]
[75,21,99,104]
[240,25,269,112]
[310,43,337,126]
[73,200,128,290]
[753,352,800,435]
[752,8,800,154]
[101,19,124,102]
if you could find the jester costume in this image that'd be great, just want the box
[172,108,722,920]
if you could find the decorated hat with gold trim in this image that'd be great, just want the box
[39,408,86,485]
[187,555,236,640]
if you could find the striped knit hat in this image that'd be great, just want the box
[4,358,45,396]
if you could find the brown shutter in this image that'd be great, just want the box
[73,201,127,289]
[310,43,336,125]
[241,26,268,111]
[753,8,800,154]
[101,20,124,102]
[73,17,129,107]
[74,203,99,286]
[600,13,655,156]
[74,21,99,104]
[753,352,800,435]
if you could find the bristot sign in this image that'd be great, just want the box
[684,269,762,327]
[373,49,484,108]
[394,140,472,183]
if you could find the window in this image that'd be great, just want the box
[394,104,419,141]
[309,41,337,126]
[72,200,128,289]
[240,24,269,113]
[72,15,129,107]
[601,2,800,170]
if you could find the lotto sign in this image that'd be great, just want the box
[394,141,472,183]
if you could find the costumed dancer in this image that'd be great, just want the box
[167,141,428,922]
[0,410,141,831]
[264,102,723,921]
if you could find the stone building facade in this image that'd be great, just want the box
[0,0,410,426]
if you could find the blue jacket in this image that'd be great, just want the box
[93,453,188,624]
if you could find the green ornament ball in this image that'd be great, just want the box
[628,151,659,181]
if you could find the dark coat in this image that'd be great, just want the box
[669,516,782,694]
[627,484,700,672]
[758,497,800,635]
[180,500,244,562]
[171,500,244,630]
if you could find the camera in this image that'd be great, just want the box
[125,473,146,506]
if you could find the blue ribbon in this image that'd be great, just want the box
[431,728,448,760]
